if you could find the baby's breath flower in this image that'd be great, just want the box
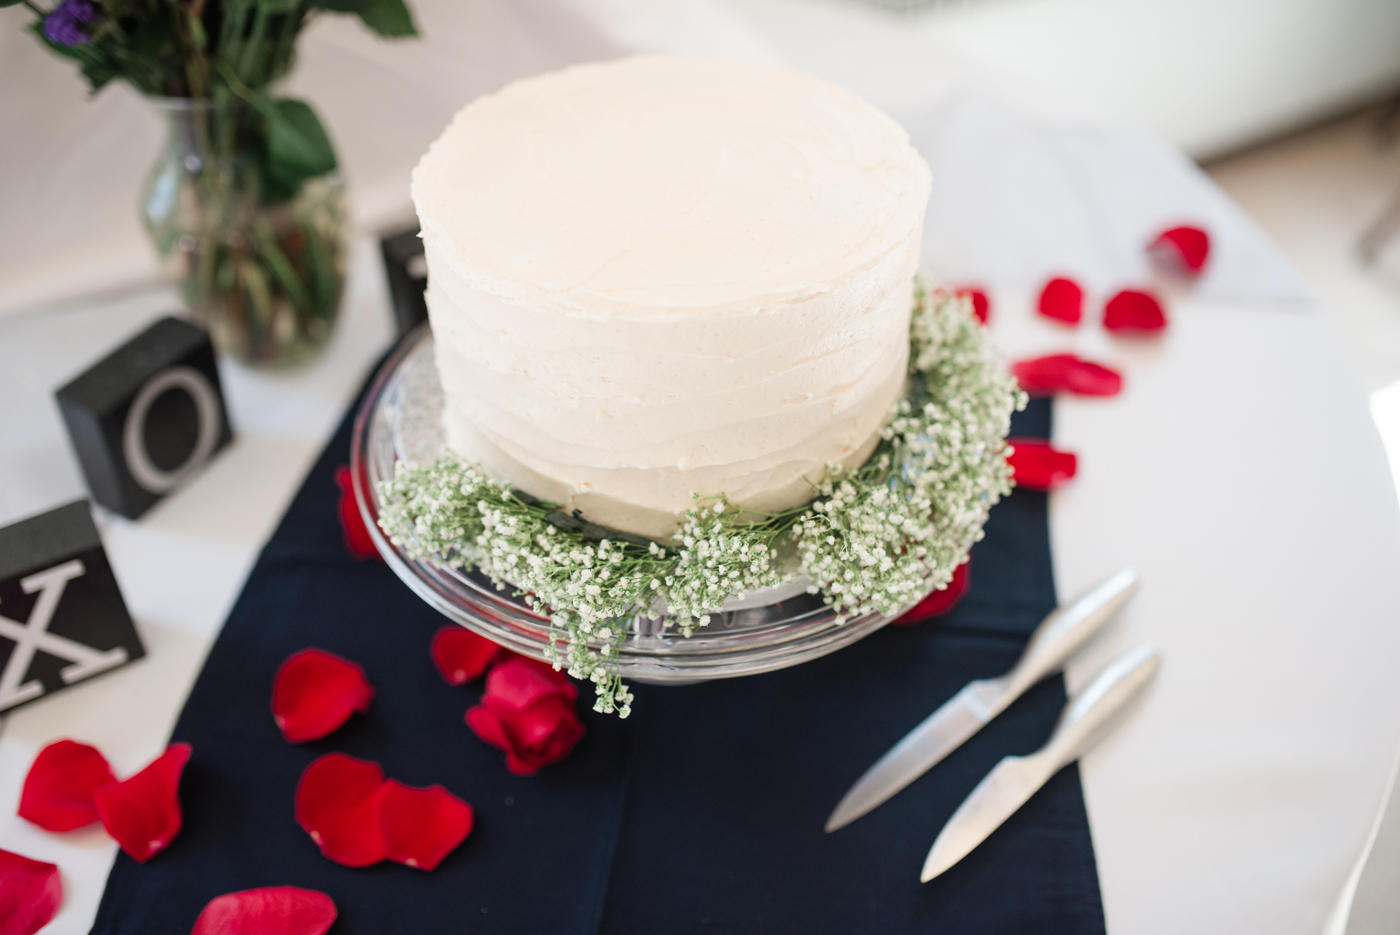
[376,277,1019,717]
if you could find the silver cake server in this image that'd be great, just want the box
[921,642,1160,881]
[825,568,1139,833]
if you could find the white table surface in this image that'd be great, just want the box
[3,2,1400,933]
[0,240,394,931]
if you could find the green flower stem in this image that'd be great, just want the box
[218,0,251,82]
[240,256,273,341]
[253,217,312,312]
[179,0,211,99]
[305,221,337,319]
[236,3,271,80]
[268,3,306,83]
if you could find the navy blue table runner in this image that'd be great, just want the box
[92,387,1104,934]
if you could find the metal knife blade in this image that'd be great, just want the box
[920,643,1161,881]
[825,677,1004,833]
[919,750,1056,882]
[824,568,1139,832]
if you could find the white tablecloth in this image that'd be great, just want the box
[2,2,1400,933]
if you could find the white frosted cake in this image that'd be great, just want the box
[411,56,931,540]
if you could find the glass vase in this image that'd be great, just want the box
[141,97,348,368]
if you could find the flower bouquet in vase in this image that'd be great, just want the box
[8,0,417,366]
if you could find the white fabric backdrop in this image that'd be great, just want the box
[2,0,1374,316]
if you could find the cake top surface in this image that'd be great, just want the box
[412,55,930,317]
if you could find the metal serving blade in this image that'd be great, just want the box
[824,568,1139,832]
[919,751,1056,883]
[920,643,1161,882]
[826,678,1004,833]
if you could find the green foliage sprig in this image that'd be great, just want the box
[378,281,1025,717]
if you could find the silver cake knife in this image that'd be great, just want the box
[825,568,1139,833]
[921,643,1161,881]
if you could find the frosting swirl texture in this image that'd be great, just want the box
[412,56,931,538]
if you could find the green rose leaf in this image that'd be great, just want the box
[264,97,337,181]
[312,0,417,37]
[0,0,29,7]
[355,0,417,36]
[256,156,305,205]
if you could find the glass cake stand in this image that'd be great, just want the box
[350,325,925,683]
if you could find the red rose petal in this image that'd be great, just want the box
[1103,289,1167,333]
[271,649,374,744]
[1006,439,1078,491]
[507,694,576,749]
[955,287,990,324]
[376,780,474,871]
[294,754,386,867]
[430,627,502,686]
[1012,354,1123,397]
[334,465,381,561]
[483,656,577,710]
[1037,277,1083,325]
[18,739,116,832]
[1061,360,1122,396]
[464,704,512,752]
[468,656,585,775]
[473,699,586,777]
[893,560,970,626]
[515,697,585,768]
[191,886,337,935]
[467,694,585,777]
[0,848,61,935]
[1148,225,1210,276]
[93,743,191,863]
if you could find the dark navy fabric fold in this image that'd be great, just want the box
[92,389,1104,934]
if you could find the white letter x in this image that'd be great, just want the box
[0,559,129,711]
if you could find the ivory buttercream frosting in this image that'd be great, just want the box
[411,55,931,539]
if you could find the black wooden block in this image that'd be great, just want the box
[0,500,145,713]
[56,316,233,520]
[381,225,428,338]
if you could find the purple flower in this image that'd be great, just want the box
[43,0,98,46]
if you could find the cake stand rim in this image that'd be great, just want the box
[350,324,934,683]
